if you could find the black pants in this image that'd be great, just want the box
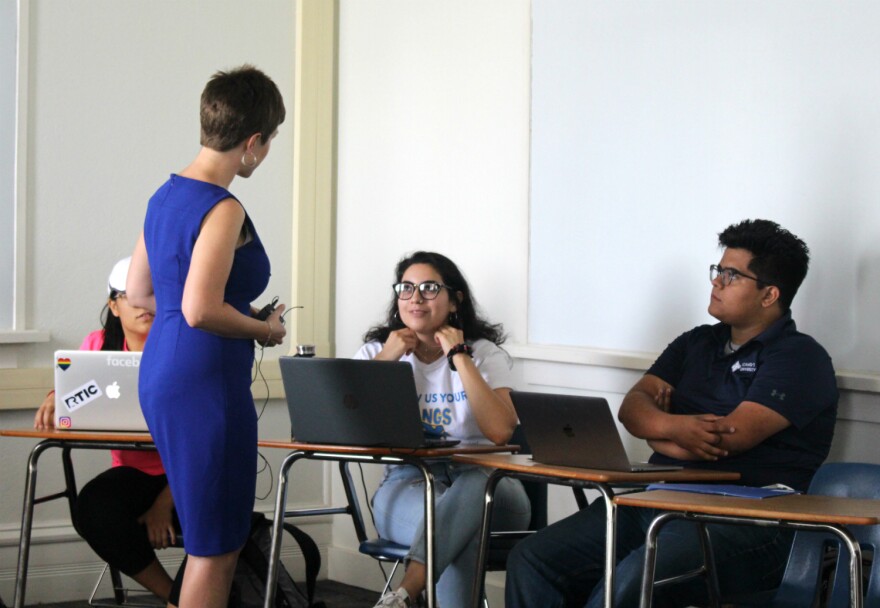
[74,466,181,576]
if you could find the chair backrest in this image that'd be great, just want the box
[339,461,370,544]
[771,462,880,608]
[510,424,548,530]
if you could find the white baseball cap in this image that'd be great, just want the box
[108,256,131,295]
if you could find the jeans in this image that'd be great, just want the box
[372,461,531,607]
[505,499,793,608]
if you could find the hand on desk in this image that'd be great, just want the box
[34,392,56,430]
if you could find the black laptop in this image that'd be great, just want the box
[278,357,460,449]
[512,391,681,472]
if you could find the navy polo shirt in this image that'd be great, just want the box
[647,311,838,491]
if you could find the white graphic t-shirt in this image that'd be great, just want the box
[353,339,513,444]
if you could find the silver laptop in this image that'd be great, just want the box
[512,391,681,472]
[54,350,149,432]
[279,357,459,448]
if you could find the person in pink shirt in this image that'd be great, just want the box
[34,257,178,603]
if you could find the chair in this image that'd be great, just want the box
[716,462,880,608]
[482,425,548,574]
[758,462,880,608]
[338,460,408,597]
[339,426,552,603]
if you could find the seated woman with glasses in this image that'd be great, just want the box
[34,257,180,603]
[356,251,531,608]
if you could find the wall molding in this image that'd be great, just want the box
[508,343,880,394]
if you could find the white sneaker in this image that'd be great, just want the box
[373,588,412,607]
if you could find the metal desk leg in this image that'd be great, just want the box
[596,484,617,608]
[13,440,60,608]
[470,469,504,608]
[415,461,437,608]
[263,450,305,608]
[638,511,680,608]
[264,452,438,608]
[640,514,865,608]
[367,455,440,607]
[822,523,864,608]
[696,522,722,608]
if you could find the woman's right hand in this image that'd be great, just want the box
[375,328,419,361]
[262,305,287,347]
[34,392,56,430]
[138,485,176,549]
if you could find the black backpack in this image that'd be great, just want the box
[171,513,325,608]
[232,513,325,608]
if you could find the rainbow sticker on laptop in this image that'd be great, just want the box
[57,357,72,371]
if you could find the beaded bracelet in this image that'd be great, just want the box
[263,319,273,347]
[446,343,473,372]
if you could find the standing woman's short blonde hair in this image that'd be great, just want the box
[199,64,286,152]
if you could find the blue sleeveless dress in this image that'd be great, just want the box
[139,174,270,556]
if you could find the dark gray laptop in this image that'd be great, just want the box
[278,357,460,448]
[512,391,681,472]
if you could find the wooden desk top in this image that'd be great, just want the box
[614,490,880,526]
[1,430,516,458]
[0,429,154,443]
[452,453,741,484]
[258,440,518,458]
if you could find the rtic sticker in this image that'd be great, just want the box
[61,380,103,412]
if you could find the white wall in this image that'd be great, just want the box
[529,0,880,374]
[7,0,295,369]
[335,0,532,361]
[332,0,531,597]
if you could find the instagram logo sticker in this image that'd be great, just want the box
[58,417,72,428]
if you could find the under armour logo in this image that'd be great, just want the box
[771,389,786,401]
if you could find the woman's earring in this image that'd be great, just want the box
[392,309,400,322]
[241,150,258,168]
[448,311,461,328]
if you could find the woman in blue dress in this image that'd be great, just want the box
[127,65,287,607]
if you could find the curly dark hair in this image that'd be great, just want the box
[200,64,285,152]
[718,219,810,311]
[363,251,506,346]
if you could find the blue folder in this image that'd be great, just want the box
[646,483,800,499]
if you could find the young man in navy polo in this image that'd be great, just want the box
[506,219,838,608]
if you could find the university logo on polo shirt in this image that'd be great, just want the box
[731,360,757,374]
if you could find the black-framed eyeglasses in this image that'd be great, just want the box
[709,264,764,287]
[393,281,453,300]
